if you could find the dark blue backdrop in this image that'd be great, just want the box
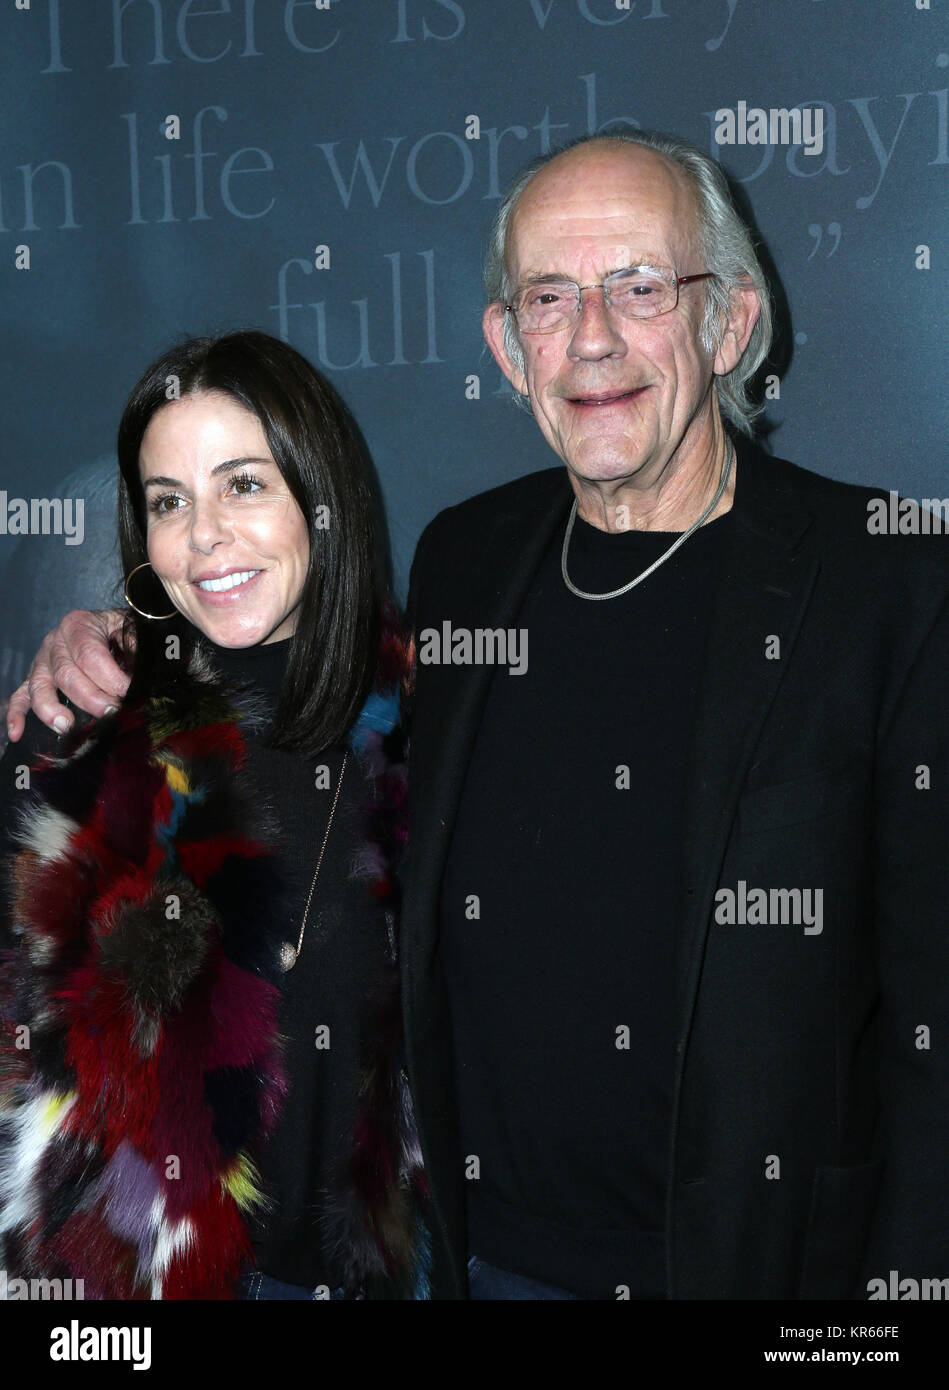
[2,0,947,694]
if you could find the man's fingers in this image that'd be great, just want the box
[45,653,126,722]
[6,610,132,738]
[61,637,129,706]
[20,667,78,735]
[5,680,34,742]
[57,610,130,706]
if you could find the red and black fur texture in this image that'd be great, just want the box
[0,609,429,1299]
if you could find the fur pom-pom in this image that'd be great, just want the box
[96,878,220,1052]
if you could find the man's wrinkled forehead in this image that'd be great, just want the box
[505,144,702,284]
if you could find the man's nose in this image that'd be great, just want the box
[565,286,627,360]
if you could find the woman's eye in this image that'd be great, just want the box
[150,493,183,514]
[231,472,263,496]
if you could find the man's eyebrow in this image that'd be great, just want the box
[514,264,655,289]
[517,272,579,286]
[142,457,274,488]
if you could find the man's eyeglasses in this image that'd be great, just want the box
[504,266,716,335]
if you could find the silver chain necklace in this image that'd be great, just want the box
[561,441,734,602]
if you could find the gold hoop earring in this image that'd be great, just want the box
[124,561,177,620]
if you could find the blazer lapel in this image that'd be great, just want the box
[674,441,820,1048]
[404,469,573,992]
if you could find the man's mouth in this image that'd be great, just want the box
[567,387,647,407]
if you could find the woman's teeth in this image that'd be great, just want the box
[197,570,261,593]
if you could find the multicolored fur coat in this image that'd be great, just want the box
[0,611,429,1299]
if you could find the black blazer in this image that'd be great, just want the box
[402,438,949,1299]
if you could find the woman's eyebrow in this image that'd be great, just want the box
[142,456,274,488]
[209,455,273,477]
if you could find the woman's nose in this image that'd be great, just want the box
[188,498,233,553]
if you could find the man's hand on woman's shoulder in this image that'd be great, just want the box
[5,609,130,741]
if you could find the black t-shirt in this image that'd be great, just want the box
[440,504,731,1298]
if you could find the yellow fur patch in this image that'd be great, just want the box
[221,1153,267,1212]
[163,763,190,796]
[40,1090,74,1136]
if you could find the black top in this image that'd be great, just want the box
[440,506,731,1298]
[190,636,390,1289]
[0,634,389,1291]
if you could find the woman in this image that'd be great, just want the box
[0,331,428,1300]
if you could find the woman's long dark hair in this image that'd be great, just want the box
[117,330,380,756]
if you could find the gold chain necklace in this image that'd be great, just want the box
[278,750,348,973]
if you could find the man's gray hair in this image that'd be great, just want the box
[484,130,773,436]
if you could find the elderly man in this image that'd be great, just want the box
[9,132,949,1302]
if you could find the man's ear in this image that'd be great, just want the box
[712,281,760,377]
[483,302,528,396]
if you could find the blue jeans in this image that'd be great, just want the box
[467,1254,584,1300]
[237,1271,347,1300]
